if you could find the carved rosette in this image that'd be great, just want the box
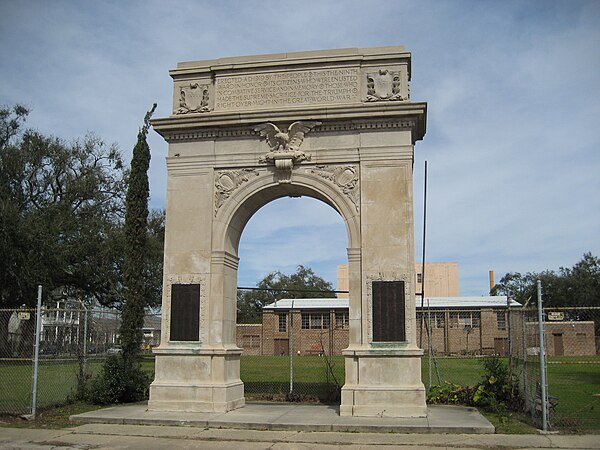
[165,273,207,343]
[365,272,411,344]
[176,83,211,114]
[365,69,405,102]
[310,165,360,212]
[214,169,259,215]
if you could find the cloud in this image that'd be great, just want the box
[1,0,598,295]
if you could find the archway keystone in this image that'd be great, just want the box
[149,46,428,417]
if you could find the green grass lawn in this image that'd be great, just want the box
[1,354,598,431]
[421,356,487,388]
[0,357,105,414]
[546,358,600,430]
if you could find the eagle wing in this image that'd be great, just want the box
[253,123,281,151]
[287,121,321,151]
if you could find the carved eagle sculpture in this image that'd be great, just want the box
[254,121,321,153]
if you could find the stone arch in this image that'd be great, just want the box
[148,46,428,418]
[214,170,360,257]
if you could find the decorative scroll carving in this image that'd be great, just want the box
[365,69,404,102]
[310,165,359,212]
[254,121,320,184]
[165,274,207,343]
[176,83,211,114]
[366,272,411,344]
[214,169,259,214]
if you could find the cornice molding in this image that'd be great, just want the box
[152,102,427,142]
[158,118,419,143]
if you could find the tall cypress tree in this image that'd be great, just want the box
[120,103,157,361]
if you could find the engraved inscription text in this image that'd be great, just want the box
[215,68,359,110]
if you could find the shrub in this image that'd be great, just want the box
[85,355,150,405]
[427,382,475,406]
[427,357,522,415]
[472,356,522,413]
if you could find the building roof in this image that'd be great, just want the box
[263,296,519,310]
[263,298,349,310]
[416,296,520,308]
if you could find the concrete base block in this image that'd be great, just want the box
[148,381,245,413]
[340,385,427,417]
[148,347,245,413]
[340,350,427,418]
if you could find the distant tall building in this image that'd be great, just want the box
[337,262,459,297]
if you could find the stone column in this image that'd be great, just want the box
[340,132,427,418]
[148,167,244,413]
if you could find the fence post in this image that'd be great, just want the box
[31,285,42,418]
[289,301,294,394]
[507,296,513,376]
[83,309,88,374]
[537,279,548,431]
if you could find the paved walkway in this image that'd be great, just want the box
[1,423,600,449]
[2,403,598,449]
[69,402,495,434]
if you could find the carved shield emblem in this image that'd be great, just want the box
[365,69,403,102]
[177,83,210,114]
[371,70,393,99]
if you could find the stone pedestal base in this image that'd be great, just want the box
[148,347,245,413]
[340,348,427,418]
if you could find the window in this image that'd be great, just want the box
[449,311,480,329]
[496,311,507,330]
[335,311,349,329]
[416,311,445,329]
[242,334,260,348]
[278,313,287,332]
[301,312,329,329]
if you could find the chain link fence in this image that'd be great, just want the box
[0,305,160,416]
[510,305,600,430]
[417,307,513,390]
[237,306,346,402]
[236,301,599,430]
[2,295,598,431]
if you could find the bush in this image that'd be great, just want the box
[472,356,522,413]
[427,357,522,415]
[427,382,475,406]
[84,355,150,405]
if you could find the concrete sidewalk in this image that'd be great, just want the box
[1,423,600,449]
[69,402,495,434]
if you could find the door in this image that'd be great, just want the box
[553,333,564,356]
[494,337,509,356]
[274,338,289,356]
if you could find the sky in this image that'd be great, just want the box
[1,0,599,296]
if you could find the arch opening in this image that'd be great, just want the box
[216,174,359,259]
[237,196,348,290]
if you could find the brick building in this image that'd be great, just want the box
[415,296,519,355]
[236,262,597,356]
[236,296,523,356]
[236,298,597,357]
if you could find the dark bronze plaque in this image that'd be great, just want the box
[372,280,406,342]
[170,284,200,341]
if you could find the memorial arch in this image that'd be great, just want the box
[149,46,428,417]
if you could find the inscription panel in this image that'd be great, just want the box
[372,281,406,342]
[170,284,200,341]
[215,68,360,110]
